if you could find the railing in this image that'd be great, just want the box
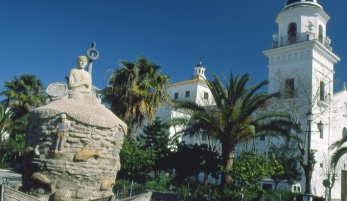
[1,184,40,201]
[0,177,21,187]
[271,32,332,50]
[318,93,331,108]
[322,93,331,104]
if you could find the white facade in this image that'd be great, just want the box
[156,62,214,144]
[263,0,346,200]
[149,1,347,199]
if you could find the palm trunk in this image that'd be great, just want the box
[204,173,208,187]
[127,123,137,141]
[328,172,336,201]
[220,143,235,195]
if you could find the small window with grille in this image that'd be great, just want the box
[174,92,179,99]
[285,78,294,98]
[204,92,208,99]
[185,91,190,98]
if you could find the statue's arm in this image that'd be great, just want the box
[68,70,90,89]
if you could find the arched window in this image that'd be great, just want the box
[287,22,297,44]
[319,25,323,43]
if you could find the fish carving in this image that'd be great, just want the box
[74,147,100,162]
[31,172,51,185]
[100,179,115,190]
[24,146,34,156]
[31,172,54,191]
[34,145,40,155]
[25,145,40,156]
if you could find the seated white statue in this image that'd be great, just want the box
[68,56,91,93]
[33,55,127,129]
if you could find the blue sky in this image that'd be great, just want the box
[1,0,347,95]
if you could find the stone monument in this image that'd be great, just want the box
[22,43,126,201]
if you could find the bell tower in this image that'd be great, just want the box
[263,0,340,199]
[264,0,340,112]
[273,0,328,49]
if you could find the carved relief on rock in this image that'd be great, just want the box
[74,146,101,162]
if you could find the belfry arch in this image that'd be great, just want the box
[288,22,297,44]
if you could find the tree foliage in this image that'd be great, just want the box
[104,56,170,139]
[118,137,154,182]
[137,117,176,178]
[0,129,26,169]
[0,102,14,141]
[330,135,347,170]
[172,72,298,196]
[0,74,44,167]
[173,143,221,184]
[268,140,302,188]
[230,151,284,198]
[1,74,46,116]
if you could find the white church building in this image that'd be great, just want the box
[263,0,346,200]
[155,0,347,200]
[156,61,215,145]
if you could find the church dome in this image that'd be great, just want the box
[283,0,322,10]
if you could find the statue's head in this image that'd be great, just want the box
[61,113,67,122]
[76,56,88,68]
[77,56,88,62]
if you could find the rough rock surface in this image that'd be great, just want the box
[22,89,126,201]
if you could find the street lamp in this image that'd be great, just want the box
[304,110,324,201]
[304,110,313,201]
[317,121,323,137]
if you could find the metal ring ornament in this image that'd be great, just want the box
[86,48,99,61]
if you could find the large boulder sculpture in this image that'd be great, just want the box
[22,55,126,201]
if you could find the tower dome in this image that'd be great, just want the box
[192,61,206,80]
[283,0,322,10]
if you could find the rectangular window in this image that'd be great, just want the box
[260,135,265,141]
[174,92,179,99]
[285,78,294,98]
[262,183,272,190]
[204,92,208,99]
[320,81,325,101]
[185,91,190,98]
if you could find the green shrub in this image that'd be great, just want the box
[0,161,11,169]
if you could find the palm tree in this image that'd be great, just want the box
[1,74,46,116]
[330,135,347,170]
[0,102,13,142]
[172,72,298,195]
[0,101,26,163]
[103,56,170,140]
